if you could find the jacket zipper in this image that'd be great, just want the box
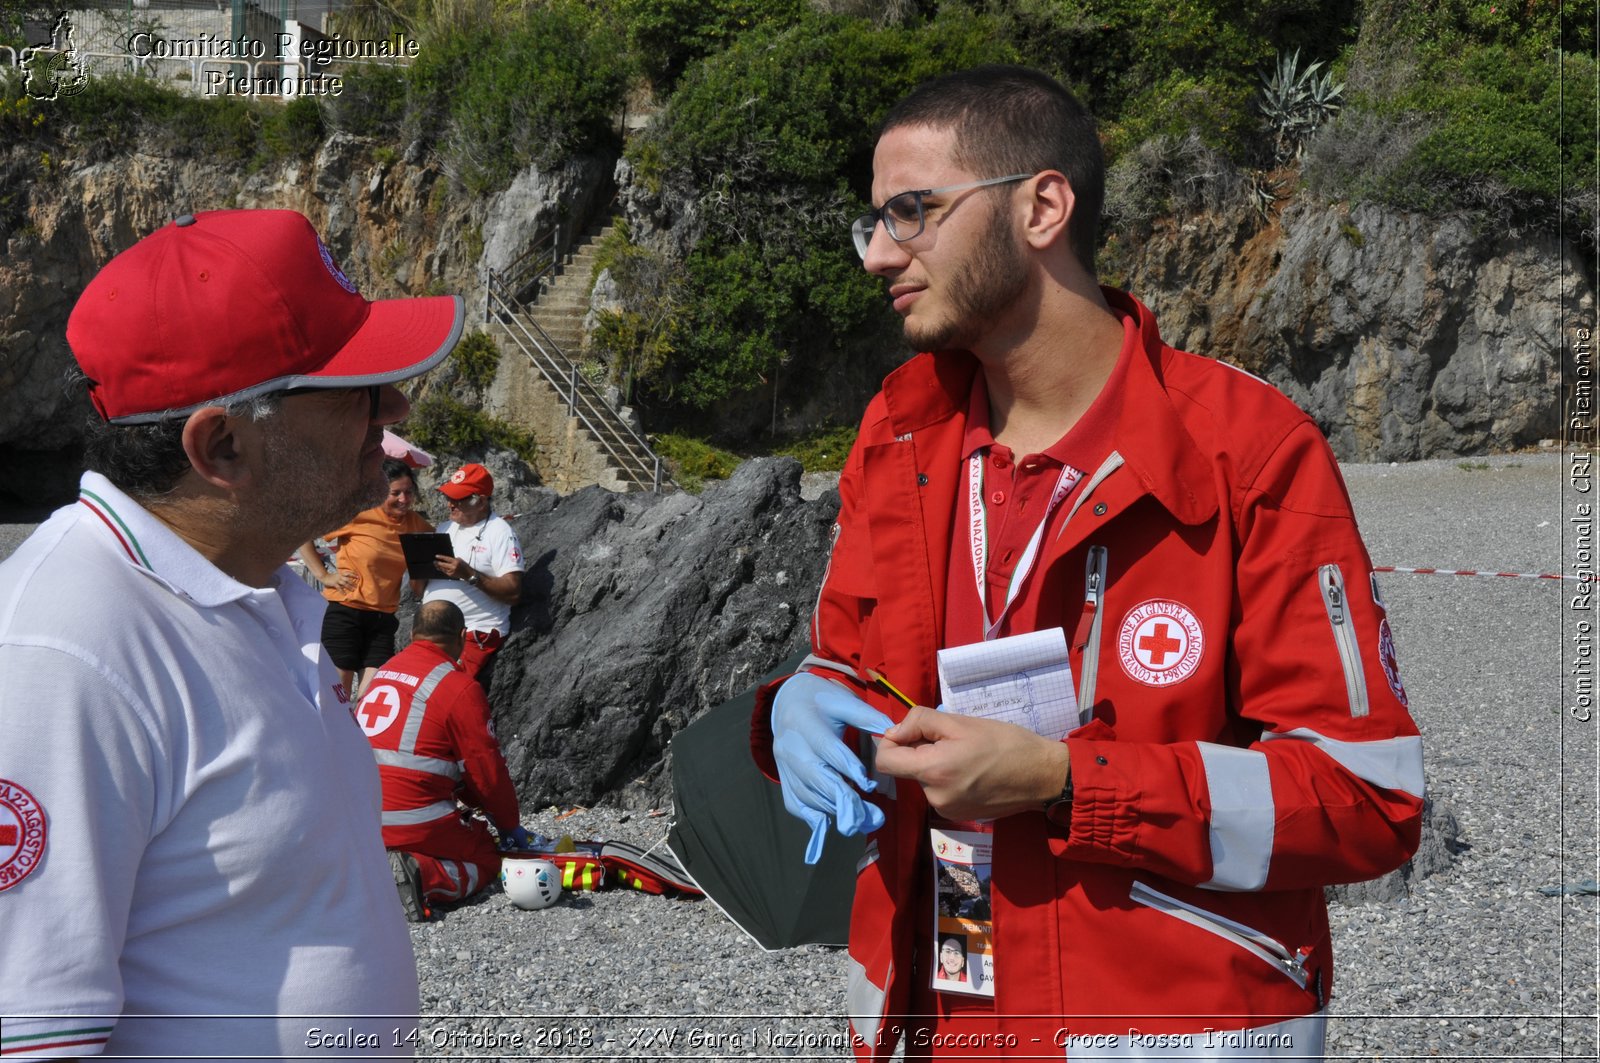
[1130,881,1311,990]
[1074,545,1108,716]
[1317,563,1369,718]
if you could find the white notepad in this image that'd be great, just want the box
[936,627,1078,741]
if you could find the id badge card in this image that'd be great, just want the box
[929,825,996,998]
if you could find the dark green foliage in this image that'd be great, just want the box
[636,8,1012,409]
[614,0,806,91]
[261,96,325,159]
[403,395,538,465]
[419,6,630,193]
[772,424,859,473]
[1304,0,1596,233]
[651,432,742,493]
[452,330,501,391]
[992,0,1359,161]
[324,63,407,137]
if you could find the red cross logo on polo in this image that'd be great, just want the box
[0,778,48,893]
[1118,599,1205,686]
[357,685,403,737]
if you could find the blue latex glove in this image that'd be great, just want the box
[772,672,895,865]
[500,825,536,852]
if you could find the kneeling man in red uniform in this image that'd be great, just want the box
[356,600,531,920]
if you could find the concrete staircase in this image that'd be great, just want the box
[523,218,616,352]
[482,214,669,494]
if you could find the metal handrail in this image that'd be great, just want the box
[486,272,668,493]
[500,223,563,307]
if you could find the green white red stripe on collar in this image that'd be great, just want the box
[0,1023,115,1055]
[78,488,152,570]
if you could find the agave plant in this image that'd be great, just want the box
[1260,49,1345,164]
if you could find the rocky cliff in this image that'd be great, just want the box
[1120,199,1590,461]
[0,133,609,510]
[2,127,1590,512]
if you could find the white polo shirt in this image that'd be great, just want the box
[422,511,524,634]
[0,473,419,1060]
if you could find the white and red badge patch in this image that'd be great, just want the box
[1378,618,1409,707]
[450,469,468,485]
[356,685,403,738]
[0,779,47,892]
[1118,599,1205,687]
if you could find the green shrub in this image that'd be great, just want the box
[630,8,1013,410]
[325,63,407,137]
[652,432,741,493]
[1305,1,1598,233]
[452,329,501,390]
[420,3,630,193]
[772,425,858,472]
[614,0,806,90]
[262,96,325,160]
[403,395,538,465]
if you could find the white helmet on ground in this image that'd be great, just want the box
[501,856,562,910]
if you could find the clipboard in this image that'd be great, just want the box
[400,532,456,580]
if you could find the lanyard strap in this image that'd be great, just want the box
[967,452,1082,641]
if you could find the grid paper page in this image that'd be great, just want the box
[937,627,1078,741]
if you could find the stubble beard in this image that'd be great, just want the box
[902,201,1029,352]
[260,423,387,543]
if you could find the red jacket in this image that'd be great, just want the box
[358,639,520,846]
[753,290,1424,1058]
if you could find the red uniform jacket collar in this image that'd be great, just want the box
[875,288,1219,528]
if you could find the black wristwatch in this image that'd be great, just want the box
[1043,770,1075,827]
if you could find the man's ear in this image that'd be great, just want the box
[1023,171,1075,252]
[180,406,255,491]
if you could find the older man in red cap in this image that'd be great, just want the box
[420,461,524,693]
[0,210,462,1059]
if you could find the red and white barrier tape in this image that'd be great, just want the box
[1374,565,1585,583]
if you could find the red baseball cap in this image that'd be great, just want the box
[66,209,465,423]
[438,463,493,499]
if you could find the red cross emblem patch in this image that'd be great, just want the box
[1117,599,1205,687]
[0,779,47,893]
[356,685,403,737]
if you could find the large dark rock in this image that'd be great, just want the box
[483,457,835,809]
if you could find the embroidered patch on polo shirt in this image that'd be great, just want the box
[1117,599,1205,687]
[0,778,47,892]
[1378,618,1409,707]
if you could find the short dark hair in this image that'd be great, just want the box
[80,391,282,502]
[880,65,1104,275]
[383,459,417,488]
[413,600,465,643]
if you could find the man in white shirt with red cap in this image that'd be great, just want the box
[421,462,524,693]
[0,209,463,1059]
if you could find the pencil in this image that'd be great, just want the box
[866,668,917,709]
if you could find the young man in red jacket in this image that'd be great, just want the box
[754,65,1424,1060]
[357,600,531,920]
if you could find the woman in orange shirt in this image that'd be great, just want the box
[297,460,433,699]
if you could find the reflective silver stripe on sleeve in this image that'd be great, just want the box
[1263,729,1425,798]
[846,956,888,1056]
[381,799,457,826]
[1197,743,1275,892]
[373,748,463,780]
[810,521,843,651]
[1056,1010,1325,1059]
[463,861,480,896]
[397,661,457,755]
[799,654,859,680]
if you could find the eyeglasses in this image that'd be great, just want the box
[446,495,481,507]
[851,174,1034,259]
[280,384,381,419]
